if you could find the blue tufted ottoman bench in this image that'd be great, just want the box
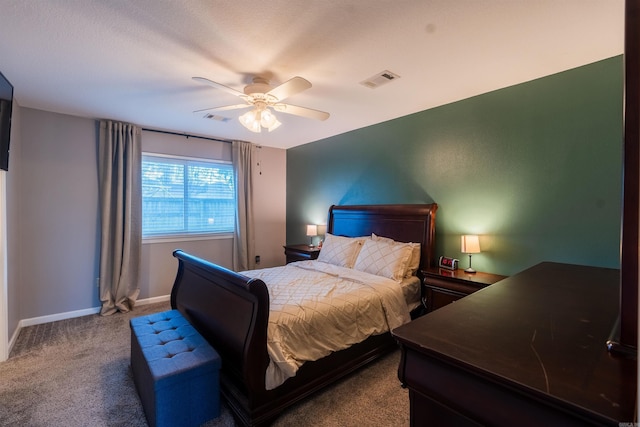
[130,309,221,427]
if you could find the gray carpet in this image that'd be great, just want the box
[0,302,409,426]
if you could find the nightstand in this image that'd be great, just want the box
[421,267,507,312]
[283,244,321,264]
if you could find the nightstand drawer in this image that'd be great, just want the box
[426,287,464,310]
[421,268,507,313]
[284,244,321,264]
[424,276,485,295]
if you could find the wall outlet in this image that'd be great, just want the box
[96,277,100,288]
[255,255,260,264]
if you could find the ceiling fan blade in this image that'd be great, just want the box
[266,77,312,101]
[192,77,246,98]
[273,103,330,121]
[193,104,251,113]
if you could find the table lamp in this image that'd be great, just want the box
[306,224,318,247]
[461,235,480,273]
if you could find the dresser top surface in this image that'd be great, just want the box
[393,262,636,422]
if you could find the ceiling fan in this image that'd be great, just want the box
[192,76,330,133]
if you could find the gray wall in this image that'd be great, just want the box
[19,108,99,319]
[287,57,623,276]
[13,108,286,321]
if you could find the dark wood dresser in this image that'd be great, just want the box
[392,262,637,426]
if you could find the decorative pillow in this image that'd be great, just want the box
[353,238,412,281]
[316,233,365,268]
[372,233,421,277]
[404,243,421,277]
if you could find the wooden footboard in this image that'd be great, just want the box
[170,250,271,423]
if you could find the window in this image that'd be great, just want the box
[142,154,235,238]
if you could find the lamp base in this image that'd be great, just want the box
[465,254,476,273]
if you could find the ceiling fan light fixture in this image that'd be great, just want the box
[239,105,282,133]
[260,108,282,132]
[239,109,262,133]
[194,75,329,131]
[260,108,277,128]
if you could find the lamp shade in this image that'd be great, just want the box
[461,235,480,254]
[306,224,318,237]
[260,108,275,127]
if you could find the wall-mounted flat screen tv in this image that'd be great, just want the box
[0,71,13,171]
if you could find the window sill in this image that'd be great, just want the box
[142,233,233,245]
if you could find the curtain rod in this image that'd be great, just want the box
[141,127,236,144]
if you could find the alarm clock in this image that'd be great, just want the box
[438,256,459,271]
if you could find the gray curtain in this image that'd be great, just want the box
[98,120,141,315]
[232,141,255,271]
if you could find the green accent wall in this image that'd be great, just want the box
[287,56,623,276]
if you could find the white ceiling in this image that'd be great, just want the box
[0,0,624,149]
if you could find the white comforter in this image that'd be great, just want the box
[242,260,412,390]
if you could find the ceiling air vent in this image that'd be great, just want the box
[360,70,400,89]
[203,113,231,123]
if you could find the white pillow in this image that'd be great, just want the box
[353,238,412,281]
[317,233,365,268]
[372,233,421,277]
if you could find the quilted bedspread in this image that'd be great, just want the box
[242,260,412,390]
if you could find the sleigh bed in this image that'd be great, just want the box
[170,204,437,426]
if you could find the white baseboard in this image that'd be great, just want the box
[7,325,19,359]
[7,295,171,357]
[20,294,171,327]
[20,306,101,328]
[135,294,171,306]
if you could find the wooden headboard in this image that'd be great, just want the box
[328,204,438,269]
